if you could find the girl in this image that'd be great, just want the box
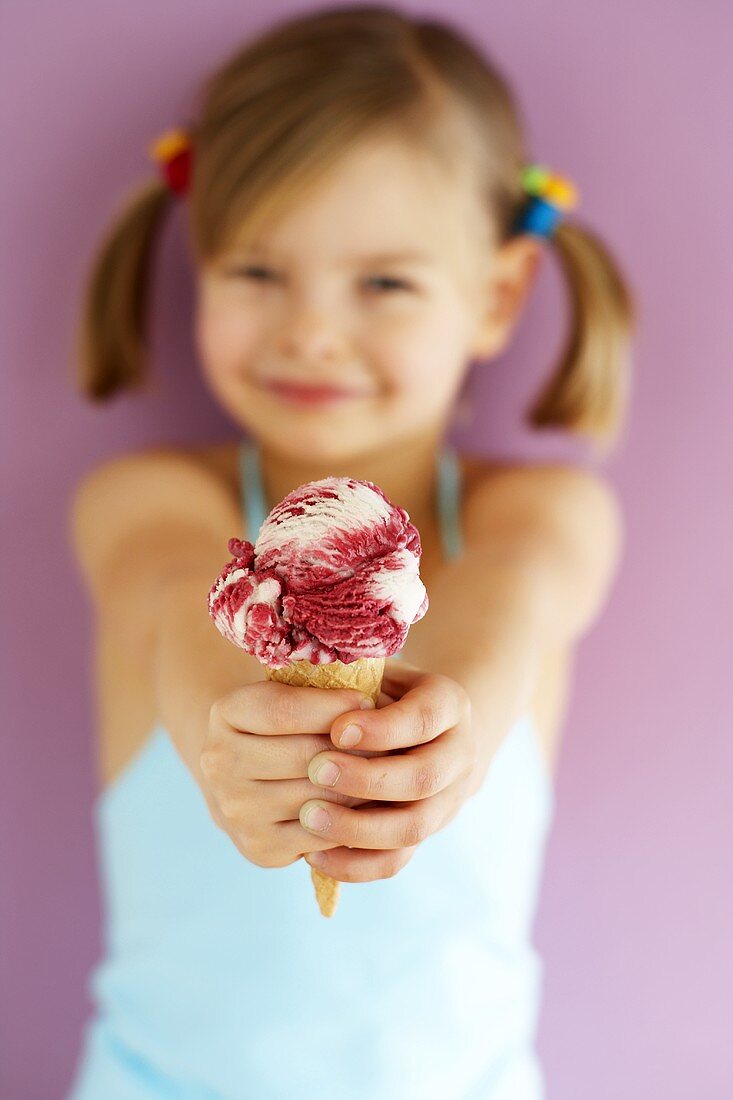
[67,5,633,1098]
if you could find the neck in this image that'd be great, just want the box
[255,425,447,546]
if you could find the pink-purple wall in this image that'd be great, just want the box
[3,3,731,1096]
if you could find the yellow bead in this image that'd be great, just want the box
[544,176,579,209]
[148,128,190,165]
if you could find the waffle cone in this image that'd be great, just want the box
[265,656,385,917]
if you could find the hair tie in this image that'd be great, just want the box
[148,127,192,196]
[513,164,579,239]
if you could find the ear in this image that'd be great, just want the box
[469,235,543,359]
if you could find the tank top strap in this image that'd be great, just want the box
[238,437,269,539]
[237,437,464,563]
[436,443,464,563]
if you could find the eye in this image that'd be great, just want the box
[363,275,412,293]
[229,265,277,282]
[225,267,412,292]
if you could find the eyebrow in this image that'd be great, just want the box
[342,250,436,267]
[234,243,436,267]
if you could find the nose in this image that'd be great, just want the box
[276,306,346,365]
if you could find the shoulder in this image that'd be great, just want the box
[70,441,240,535]
[459,457,624,635]
[71,438,241,509]
[68,441,241,601]
[461,455,623,552]
[460,455,620,589]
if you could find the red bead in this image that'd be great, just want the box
[162,146,192,196]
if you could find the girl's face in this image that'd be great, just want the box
[193,135,533,462]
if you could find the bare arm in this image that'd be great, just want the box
[152,570,264,800]
[405,466,624,767]
[69,449,257,804]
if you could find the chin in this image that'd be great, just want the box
[229,383,419,465]
[271,425,374,466]
[240,391,363,455]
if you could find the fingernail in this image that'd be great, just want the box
[302,804,330,831]
[359,697,376,709]
[312,760,340,787]
[339,723,362,748]
[307,851,326,868]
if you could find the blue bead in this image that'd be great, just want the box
[512,196,561,238]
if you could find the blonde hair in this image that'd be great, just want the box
[75,4,636,452]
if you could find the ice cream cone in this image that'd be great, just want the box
[265,655,385,699]
[265,656,385,917]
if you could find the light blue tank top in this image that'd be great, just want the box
[67,440,554,1100]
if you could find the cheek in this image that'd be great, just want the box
[377,311,468,399]
[195,299,260,385]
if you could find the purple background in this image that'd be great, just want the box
[3,2,731,1097]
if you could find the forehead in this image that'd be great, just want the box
[224,136,490,272]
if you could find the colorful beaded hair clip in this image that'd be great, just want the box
[513,164,580,239]
[148,127,192,196]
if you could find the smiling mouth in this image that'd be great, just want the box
[260,379,370,405]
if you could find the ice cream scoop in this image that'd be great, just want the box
[208,475,428,669]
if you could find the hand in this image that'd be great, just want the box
[200,681,388,869]
[300,658,477,884]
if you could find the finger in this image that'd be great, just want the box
[213,682,376,736]
[256,745,396,814]
[238,729,392,781]
[236,731,332,780]
[307,723,470,802]
[298,782,461,850]
[274,819,347,857]
[303,845,418,883]
[239,819,347,868]
[253,775,372,815]
[330,672,468,752]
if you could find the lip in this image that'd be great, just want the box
[260,379,367,405]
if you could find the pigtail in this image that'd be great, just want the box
[526,219,637,454]
[74,178,175,401]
